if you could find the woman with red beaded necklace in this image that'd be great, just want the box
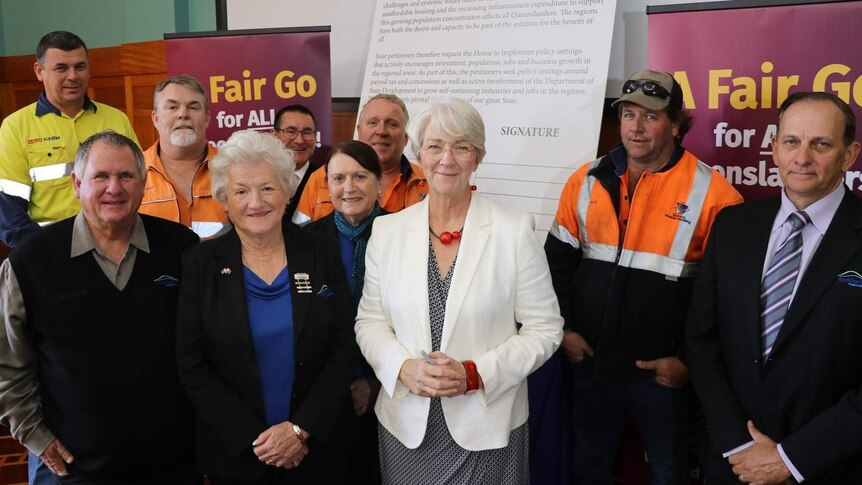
[355,97,564,484]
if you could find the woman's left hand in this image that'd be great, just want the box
[252,422,309,468]
[426,351,469,396]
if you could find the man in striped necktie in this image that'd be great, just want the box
[687,91,862,485]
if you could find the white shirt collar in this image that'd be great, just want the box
[295,162,310,180]
[773,183,845,237]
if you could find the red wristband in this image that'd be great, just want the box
[463,360,480,392]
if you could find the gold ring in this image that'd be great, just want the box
[266,460,274,466]
[294,460,301,467]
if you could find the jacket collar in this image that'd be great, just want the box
[601,143,685,178]
[35,92,95,117]
[211,221,317,349]
[403,195,493,351]
[771,188,862,358]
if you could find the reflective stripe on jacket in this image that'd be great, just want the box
[139,142,231,239]
[0,96,138,224]
[546,145,743,378]
[552,149,727,278]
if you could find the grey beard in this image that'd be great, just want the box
[170,129,198,147]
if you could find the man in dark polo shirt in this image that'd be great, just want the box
[0,131,200,484]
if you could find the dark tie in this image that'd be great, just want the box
[760,211,810,360]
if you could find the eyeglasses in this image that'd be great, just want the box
[420,142,475,161]
[622,79,671,100]
[275,128,316,140]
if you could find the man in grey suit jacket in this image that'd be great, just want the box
[686,91,862,484]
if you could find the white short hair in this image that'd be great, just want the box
[408,96,486,163]
[210,130,298,204]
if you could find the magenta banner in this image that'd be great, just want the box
[166,28,332,165]
[648,1,862,201]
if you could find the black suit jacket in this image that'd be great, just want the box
[686,189,862,484]
[305,211,386,377]
[176,221,358,480]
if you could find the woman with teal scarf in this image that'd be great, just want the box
[305,140,385,484]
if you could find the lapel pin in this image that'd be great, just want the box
[294,272,312,293]
[220,267,232,275]
[317,285,334,297]
[837,271,862,288]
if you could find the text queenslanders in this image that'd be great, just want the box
[500,126,560,137]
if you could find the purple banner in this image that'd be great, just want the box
[166,29,332,165]
[648,2,862,201]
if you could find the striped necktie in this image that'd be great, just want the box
[760,210,811,361]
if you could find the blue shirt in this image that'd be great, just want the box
[336,232,355,283]
[244,265,295,426]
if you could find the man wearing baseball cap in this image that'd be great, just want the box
[545,70,742,483]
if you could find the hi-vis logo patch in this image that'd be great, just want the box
[27,135,61,145]
[665,202,692,224]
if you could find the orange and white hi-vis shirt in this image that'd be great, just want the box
[139,142,231,239]
[545,145,743,379]
[550,147,743,278]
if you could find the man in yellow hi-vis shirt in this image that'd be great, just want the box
[0,31,137,247]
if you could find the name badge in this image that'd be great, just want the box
[294,273,312,293]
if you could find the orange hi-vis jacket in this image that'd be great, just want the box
[291,155,428,225]
[545,145,743,379]
[139,142,231,239]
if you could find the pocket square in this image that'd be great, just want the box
[317,285,334,297]
[837,271,862,288]
[153,275,180,288]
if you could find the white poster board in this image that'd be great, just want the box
[361,0,617,237]
[225,0,726,98]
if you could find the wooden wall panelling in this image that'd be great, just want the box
[128,73,167,149]
[117,40,166,145]
[0,52,43,118]
[119,41,166,149]
[0,53,37,83]
[87,46,124,78]
[0,83,14,121]
[331,111,357,145]
[0,41,168,129]
[11,83,41,114]
[120,41,166,75]
[88,75,128,112]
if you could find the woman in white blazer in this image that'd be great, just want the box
[355,97,563,484]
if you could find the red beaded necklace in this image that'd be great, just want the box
[429,226,464,245]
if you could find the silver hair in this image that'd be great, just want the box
[360,93,409,126]
[408,96,486,163]
[73,130,146,179]
[209,130,298,204]
[153,74,209,112]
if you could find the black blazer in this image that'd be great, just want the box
[176,221,358,480]
[305,211,385,377]
[304,212,338,239]
[686,189,862,484]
